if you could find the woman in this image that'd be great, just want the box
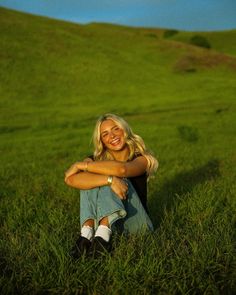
[65,113,158,258]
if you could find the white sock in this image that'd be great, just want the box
[95,225,112,242]
[81,225,94,241]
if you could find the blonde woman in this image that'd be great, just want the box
[65,114,158,258]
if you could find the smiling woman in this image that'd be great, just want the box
[101,120,126,152]
[64,113,158,259]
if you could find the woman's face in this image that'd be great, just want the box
[100,119,126,151]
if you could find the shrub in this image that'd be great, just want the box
[163,29,178,38]
[189,35,211,49]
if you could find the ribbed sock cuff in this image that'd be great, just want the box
[81,225,94,241]
[95,225,112,242]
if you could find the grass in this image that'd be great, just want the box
[0,7,236,294]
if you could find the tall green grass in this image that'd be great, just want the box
[0,7,236,294]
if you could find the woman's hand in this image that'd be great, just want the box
[65,161,87,180]
[111,177,128,200]
[64,162,80,182]
[64,159,92,182]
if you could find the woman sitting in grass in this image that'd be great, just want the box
[65,113,158,258]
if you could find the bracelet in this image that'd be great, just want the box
[107,176,113,185]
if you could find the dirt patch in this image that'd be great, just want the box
[174,51,236,73]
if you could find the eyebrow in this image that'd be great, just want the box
[101,124,119,135]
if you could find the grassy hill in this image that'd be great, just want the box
[167,29,236,56]
[0,7,236,294]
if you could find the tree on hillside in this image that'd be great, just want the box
[189,35,211,49]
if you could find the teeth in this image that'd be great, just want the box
[111,138,119,144]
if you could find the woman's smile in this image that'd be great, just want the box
[110,137,121,146]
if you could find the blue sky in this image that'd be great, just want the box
[1,0,236,31]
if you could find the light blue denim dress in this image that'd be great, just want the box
[80,179,153,234]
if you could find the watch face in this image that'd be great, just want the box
[108,176,113,185]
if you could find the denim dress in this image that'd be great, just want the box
[80,179,153,234]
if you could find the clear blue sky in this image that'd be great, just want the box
[1,0,236,31]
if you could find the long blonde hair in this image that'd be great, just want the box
[92,113,158,176]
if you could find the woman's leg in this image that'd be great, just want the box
[92,186,127,257]
[96,185,127,230]
[80,186,126,232]
[70,188,100,258]
[121,180,154,234]
[80,188,99,229]
[80,183,153,234]
[99,216,109,226]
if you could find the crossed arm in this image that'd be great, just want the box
[64,156,147,199]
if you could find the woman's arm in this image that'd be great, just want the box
[64,158,128,199]
[65,171,111,189]
[64,157,102,188]
[65,172,127,199]
[74,156,148,178]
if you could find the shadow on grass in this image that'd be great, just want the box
[149,159,221,228]
[0,252,17,294]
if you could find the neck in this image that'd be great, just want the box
[109,146,129,162]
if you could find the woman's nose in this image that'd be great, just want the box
[110,132,115,138]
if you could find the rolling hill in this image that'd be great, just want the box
[1,6,236,124]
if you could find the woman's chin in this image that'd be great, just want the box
[109,143,126,152]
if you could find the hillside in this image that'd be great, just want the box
[168,29,236,57]
[0,7,236,294]
[1,7,236,128]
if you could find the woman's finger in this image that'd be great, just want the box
[121,193,126,200]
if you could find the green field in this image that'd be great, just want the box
[0,7,236,294]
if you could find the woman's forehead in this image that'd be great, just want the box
[100,119,118,131]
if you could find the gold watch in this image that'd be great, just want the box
[107,176,113,185]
